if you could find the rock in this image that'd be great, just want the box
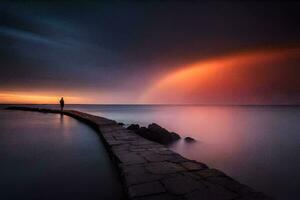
[148,123,180,143]
[145,161,186,174]
[127,124,140,131]
[132,123,180,145]
[170,132,181,140]
[128,123,181,145]
[116,152,147,165]
[184,137,196,143]
[161,174,206,195]
[148,123,169,134]
[117,122,125,126]
[180,161,208,171]
[128,181,165,198]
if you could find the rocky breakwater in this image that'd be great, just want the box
[5,106,271,200]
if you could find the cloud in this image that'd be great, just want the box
[1,1,300,104]
[141,47,300,105]
[0,26,69,48]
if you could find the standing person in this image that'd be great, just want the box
[59,97,64,111]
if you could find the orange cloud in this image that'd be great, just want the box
[141,47,300,104]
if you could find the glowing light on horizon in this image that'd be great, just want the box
[1,47,299,105]
[0,90,137,104]
[140,47,300,104]
[0,92,82,104]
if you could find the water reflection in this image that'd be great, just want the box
[63,105,300,199]
[59,114,69,139]
[165,106,300,200]
[0,110,123,200]
[11,105,300,199]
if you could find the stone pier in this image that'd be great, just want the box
[5,107,271,200]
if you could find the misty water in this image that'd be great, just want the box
[1,105,300,199]
[56,104,299,199]
[0,108,123,200]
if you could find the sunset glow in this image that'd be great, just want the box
[0,92,82,104]
[1,1,299,105]
[141,47,300,104]
[1,47,299,105]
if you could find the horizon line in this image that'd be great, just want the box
[1,103,300,107]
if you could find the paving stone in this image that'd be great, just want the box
[125,172,163,186]
[113,149,131,156]
[112,144,130,154]
[133,193,183,200]
[131,140,158,146]
[164,154,187,163]
[157,150,175,155]
[145,162,186,174]
[141,152,174,162]
[184,187,237,200]
[161,174,206,195]
[116,152,147,164]
[101,126,124,133]
[121,164,164,186]
[108,140,130,146]
[128,181,165,198]
[102,134,114,140]
[196,168,226,178]
[145,144,165,149]
[152,147,169,151]
[181,171,205,181]
[130,148,148,152]
[206,176,243,192]
[102,137,117,144]
[119,164,147,174]
[237,195,270,200]
[180,161,208,171]
[114,134,138,141]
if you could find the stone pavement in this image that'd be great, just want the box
[6,107,272,200]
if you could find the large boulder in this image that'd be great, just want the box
[127,124,140,131]
[127,123,180,145]
[148,123,180,144]
[117,122,125,126]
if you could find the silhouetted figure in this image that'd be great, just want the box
[60,97,64,111]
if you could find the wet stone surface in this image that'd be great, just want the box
[6,107,272,200]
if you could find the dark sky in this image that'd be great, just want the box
[0,1,300,104]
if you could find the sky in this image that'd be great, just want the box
[0,1,299,104]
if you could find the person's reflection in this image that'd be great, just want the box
[60,113,64,125]
[60,113,69,138]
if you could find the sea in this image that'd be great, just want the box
[1,104,300,199]
[0,105,123,200]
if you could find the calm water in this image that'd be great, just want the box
[1,105,300,199]
[31,104,299,200]
[0,108,123,200]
